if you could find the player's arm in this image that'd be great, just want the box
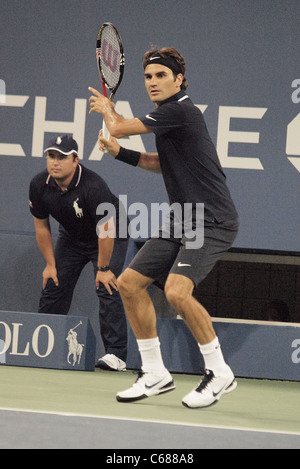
[98,130,161,174]
[138,152,161,173]
[33,217,59,288]
[89,87,151,138]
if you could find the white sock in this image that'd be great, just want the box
[137,337,166,375]
[199,337,229,376]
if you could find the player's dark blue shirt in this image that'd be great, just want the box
[29,164,121,246]
[139,90,238,223]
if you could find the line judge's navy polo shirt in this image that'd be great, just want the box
[29,164,121,246]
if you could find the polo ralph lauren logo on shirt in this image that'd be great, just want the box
[73,198,83,218]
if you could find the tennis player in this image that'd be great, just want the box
[89,47,239,408]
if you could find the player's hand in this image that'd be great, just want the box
[96,270,118,295]
[88,86,114,115]
[42,265,59,289]
[98,129,120,157]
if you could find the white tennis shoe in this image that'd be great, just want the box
[96,354,126,372]
[116,369,176,403]
[182,368,237,409]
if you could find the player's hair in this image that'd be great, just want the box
[143,47,188,90]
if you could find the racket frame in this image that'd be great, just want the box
[96,22,125,144]
[96,22,125,102]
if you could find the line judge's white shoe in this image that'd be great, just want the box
[116,369,176,403]
[182,368,237,409]
[96,354,126,372]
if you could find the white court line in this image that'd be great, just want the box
[1,406,300,438]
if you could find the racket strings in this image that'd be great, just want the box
[100,27,122,89]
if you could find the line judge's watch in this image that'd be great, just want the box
[97,266,110,272]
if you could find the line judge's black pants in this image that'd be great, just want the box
[38,236,129,362]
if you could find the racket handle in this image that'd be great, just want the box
[102,120,110,141]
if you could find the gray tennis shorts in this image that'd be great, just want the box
[128,218,239,288]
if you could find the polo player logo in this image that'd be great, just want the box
[73,198,83,218]
[102,39,118,73]
[66,321,84,366]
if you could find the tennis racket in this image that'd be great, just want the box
[96,22,125,141]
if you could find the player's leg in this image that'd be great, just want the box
[118,237,180,340]
[165,219,239,408]
[165,273,236,408]
[117,267,157,338]
[116,267,175,402]
[116,238,180,402]
[165,273,216,344]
